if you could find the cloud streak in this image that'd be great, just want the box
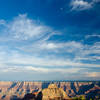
[0,14,100,80]
[70,0,100,11]
[0,14,57,42]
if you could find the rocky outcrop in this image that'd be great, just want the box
[0,81,42,100]
[41,84,70,100]
[0,81,100,100]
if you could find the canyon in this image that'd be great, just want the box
[0,81,100,100]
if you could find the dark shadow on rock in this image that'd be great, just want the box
[17,82,24,92]
[10,95,21,100]
[63,85,67,91]
[1,95,6,99]
[71,82,77,94]
[32,89,39,93]
[78,83,94,95]
[22,93,36,100]
[96,81,100,87]
[36,91,43,100]
[0,89,2,92]
[8,82,17,91]
[42,82,50,89]
[86,89,100,100]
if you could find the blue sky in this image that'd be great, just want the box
[0,0,100,81]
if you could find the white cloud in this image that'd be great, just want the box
[1,67,20,72]
[0,48,99,68]
[0,14,100,80]
[0,20,6,25]
[24,66,81,73]
[18,39,100,63]
[20,41,83,54]
[37,41,82,51]
[82,42,100,56]
[1,14,57,41]
[70,0,92,11]
[76,56,100,61]
[85,34,100,39]
[40,42,58,49]
[9,14,51,40]
[25,66,49,73]
[86,72,100,77]
[0,38,99,69]
[0,65,80,74]
[93,0,100,3]
[70,0,100,11]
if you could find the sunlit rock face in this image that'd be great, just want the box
[42,84,70,100]
[0,81,100,99]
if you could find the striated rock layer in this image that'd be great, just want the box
[42,84,70,100]
[0,81,100,100]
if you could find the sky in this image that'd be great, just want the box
[0,0,100,81]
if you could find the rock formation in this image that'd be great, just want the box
[0,81,100,100]
[41,84,70,100]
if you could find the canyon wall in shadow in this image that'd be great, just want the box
[0,81,100,100]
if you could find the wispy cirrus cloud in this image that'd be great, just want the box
[85,34,100,39]
[18,39,100,63]
[20,66,80,74]
[0,42,99,69]
[70,0,92,11]
[0,14,100,80]
[0,19,6,25]
[85,72,100,78]
[0,14,57,42]
[70,0,100,11]
[93,0,100,3]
